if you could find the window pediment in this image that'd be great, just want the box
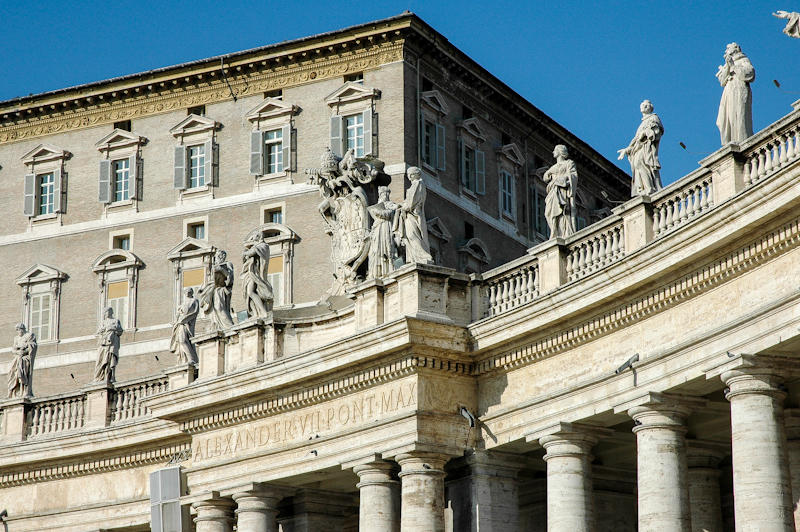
[95,129,147,152]
[92,249,143,272]
[167,237,216,261]
[246,223,298,244]
[427,217,452,242]
[245,98,299,122]
[497,143,524,167]
[21,144,69,166]
[421,90,449,116]
[458,118,486,144]
[170,114,220,137]
[325,82,380,107]
[458,237,491,264]
[16,264,67,286]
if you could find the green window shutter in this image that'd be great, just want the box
[362,108,373,156]
[98,160,111,203]
[173,146,187,189]
[476,150,486,195]
[53,168,63,212]
[436,124,446,171]
[250,130,264,175]
[330,115,343,156]
[23,173,35,216]
[281,124,291,172]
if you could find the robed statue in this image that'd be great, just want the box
[542,145,578,239]
[94,307,123,384]
[198,249,235,329]
[8,323,36,398]
[774,11,800,38]
[716,42,755,145]
[618,99,664,196]
[170,287,199,365]
[395,166,433,264]
[241,234,274,318]
[367,186,400,279]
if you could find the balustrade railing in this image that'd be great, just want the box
[566,223,625,281]
[482,258,539,317]
[26,394,86,437]
[743,125,800,186]
[652,174,713,237]
[111,376,169,423]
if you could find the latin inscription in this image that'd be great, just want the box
[192,381,416,463]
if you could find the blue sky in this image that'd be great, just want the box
[3,0,797,183]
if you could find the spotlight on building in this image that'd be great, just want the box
[615,353,639,375]
[459,406,476,428]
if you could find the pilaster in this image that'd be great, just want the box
[195,331,226,380]
[164,363,196,390]
[82,382,113,429]
[700,143,745,205]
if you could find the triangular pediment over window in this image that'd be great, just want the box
[245,98,299,122]
[16,264,67,286]
[421,90,449,116]
[325,82,381,106]
[427,217,452,242]
[170,114,219,137]
[458,118,486,144]
[21,144,69,165]
[167,237,216,261]
[497,143,525,167]
[92,250,143,272]
[95,129,147,151]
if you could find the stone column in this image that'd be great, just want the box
[629,399,692,532]
[539,428,602,532]
[193,498,235,532]
[354,460,399,532]
[687,443,724,532]
[785,408,800,531]
[397,452,449,532]
[723,369,794,531]
[232,488,282,532]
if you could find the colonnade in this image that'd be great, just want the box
[190,360,800,531]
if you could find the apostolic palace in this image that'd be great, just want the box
[2,11,800,532]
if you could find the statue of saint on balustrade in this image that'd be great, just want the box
[198,250,235,329]
[241,233,274,318]
[542,145,578,239]
[716,42,755,145]
[7,323,36,398]
[170,288,199,366]
[93,307,123,384]
[618,100,664,197]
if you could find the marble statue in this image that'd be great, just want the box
[395,166,433,264]
[94,307,123,384]
[543,145,578,239]
[716,43,755,145]
[241,234,274,318]
[774,11,800,38]
[618,99,664,196]
[306,148,388,294]
[198,250,235,329]
[170,288,199,366]
[7,323,36,399]
[367,186,400,279]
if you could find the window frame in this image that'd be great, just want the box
[92,250,143,331]
[170,114,220,201]
[15,264,67,344]
[325,82,380,158]
[95,128,145,215]
[21,143,69,226]
[419,90,449,176]
[457,118,487,199]
[245,97,298,185]
[167,237,217,322]
[243,223,298,308]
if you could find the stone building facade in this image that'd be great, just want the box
[4,12,799,532]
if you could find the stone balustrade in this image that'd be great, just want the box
[26,393,86,437]
[651,173,714,238]
[481,256,539,317]
[110,375,169,423]
[743,125,800,187]
[566,222,625,281]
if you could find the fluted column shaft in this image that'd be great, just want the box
[397,452,449,532]
[540,432,596,532]
[233,490,281,532]
[723,370,793,531]
[629,403,692,532]
[354,461,400,532]
[193,498,235,532]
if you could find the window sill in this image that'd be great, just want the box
[179,185,213,202]
[460,186,479,202]
[30,212,61,227]
[501,212,516,223]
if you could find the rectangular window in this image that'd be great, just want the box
[107,280,129,328]
[265,89,282,100]
[344,72,364,83]
[187,105,205,116]
[113,235,131,250]
[29,292,51,341]
[463,147,475,191]
[345,114,364,157]
[114,120,132,131]
[188,222,205,240]
[265,208,283,224]
[422,121,436,167]
[501,171,514,216]
[182,268,205,299]
[188,145,206,188]
[268,256,284,306]
[264,129,284,174]
[38,173,55,215]
[112,158,130,202]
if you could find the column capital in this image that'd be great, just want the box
[396,452,449,479]
[353,460,399,490]
[614,392,704,433]
[192,496,235,525]
[705,353,800,385]
[530,422,612,461]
